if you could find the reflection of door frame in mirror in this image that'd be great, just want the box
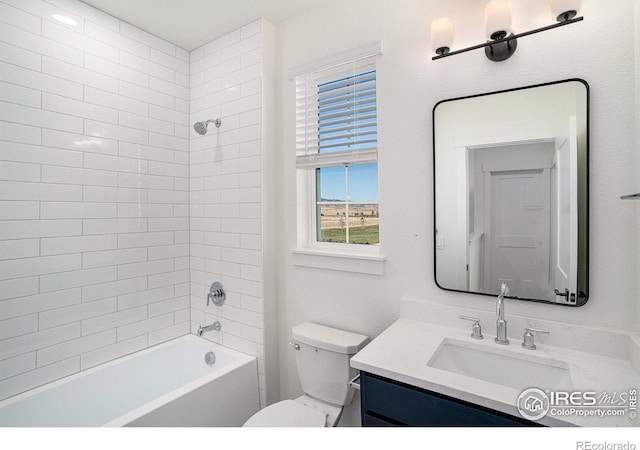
[432,79,589,307]
[454,146,469,290]
[475,140,554,302]
[553,117,579,305]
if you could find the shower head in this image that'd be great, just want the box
[193,118,222,135]
[193,121,208,135]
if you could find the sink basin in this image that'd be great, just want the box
[427,338,572,391]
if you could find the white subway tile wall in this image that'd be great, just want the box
[189,20,266,406]
[0,0,190,401]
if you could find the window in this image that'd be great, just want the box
[295,54,380,250]
[316,164,379,245]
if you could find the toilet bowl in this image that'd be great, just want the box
[243,322,368,427]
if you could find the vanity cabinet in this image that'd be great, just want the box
[360,372,541,427]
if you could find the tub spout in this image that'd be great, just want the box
[197,321,221,336]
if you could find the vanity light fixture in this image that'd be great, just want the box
[431,0,583,62]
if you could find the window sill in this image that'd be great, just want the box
[292,248,386,276]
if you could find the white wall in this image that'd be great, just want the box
[0,0,190,401]
[275,0,638,425]
[189,19,276,407]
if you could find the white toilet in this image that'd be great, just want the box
[243,322,368,427]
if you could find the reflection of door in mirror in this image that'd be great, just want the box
[469,142,554,301]
[433,79,589,306]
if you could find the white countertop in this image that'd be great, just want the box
[350,318,640,427]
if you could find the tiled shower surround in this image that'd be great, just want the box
[188,21,268,406]
[0,0,268,404]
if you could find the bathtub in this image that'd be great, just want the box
[0,335,259,427]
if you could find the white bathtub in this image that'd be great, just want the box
[0,335,259,427]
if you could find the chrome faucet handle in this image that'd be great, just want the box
[207,281,226,307]
[459,316,484,340]
[522,327,550,350]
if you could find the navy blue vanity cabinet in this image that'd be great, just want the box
[360,372,541,427]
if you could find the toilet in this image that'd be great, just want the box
[243,322,368,427]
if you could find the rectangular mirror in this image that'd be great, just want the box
[433,79,589,306]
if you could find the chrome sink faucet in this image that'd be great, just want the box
[495,282,509,345]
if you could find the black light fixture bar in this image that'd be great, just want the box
[432,16,583,60]
[620,193,640,200]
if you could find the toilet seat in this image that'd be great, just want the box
[243,399,327,427]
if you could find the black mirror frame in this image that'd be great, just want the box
[432,78,590,307]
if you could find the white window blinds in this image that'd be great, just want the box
[295,56,377,169]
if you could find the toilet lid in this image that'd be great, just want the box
[243,400,327,427]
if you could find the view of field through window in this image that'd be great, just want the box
[318,204,380,245]
[316,164,379,245]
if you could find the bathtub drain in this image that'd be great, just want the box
[204,351,216,366]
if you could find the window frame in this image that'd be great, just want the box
[289,42,386,273]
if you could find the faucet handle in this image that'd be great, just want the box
[459,316,484,340]
[522,327,550,350]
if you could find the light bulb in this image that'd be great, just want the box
[485,0,512,40]
[431,18,454,55]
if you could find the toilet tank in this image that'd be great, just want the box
[291,322,369,406]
